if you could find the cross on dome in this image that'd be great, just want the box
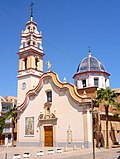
[88,46,92,57]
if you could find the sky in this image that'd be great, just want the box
[0,0,120,97]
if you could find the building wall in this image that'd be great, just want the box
[17,75,40,105]
[17,78,92,148]
[0,96,17,146]
[75,74,109,89]
[100,116,120,146]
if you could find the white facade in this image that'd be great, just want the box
[17,17,93,148]
[17,72,92,148]
[17,18,44,106]
[75,73,110,89]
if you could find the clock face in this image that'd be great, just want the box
[21,82,26,90]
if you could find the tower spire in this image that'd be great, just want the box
[29,1,34,21]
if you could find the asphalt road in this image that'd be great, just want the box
[0,146,120,159]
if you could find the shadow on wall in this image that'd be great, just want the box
[94,113,104,148]
[95,131,104,148]
[109,121,117,145]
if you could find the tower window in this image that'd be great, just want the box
[82,79,86,87]
[94,78,99,87]
[38,43,40,48]
[23,58,27,69]
[27,41,30,46]
[33,27,35,31]
[27,26,30,32]
[23,42,25,48]
[35,58,39,70]
[46,91,52,102]
[33,41,35,46]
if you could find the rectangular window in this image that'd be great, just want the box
[4,124,11,133]
[2,103,13,112]
[105,78,107,87]
[25,117,34,136]
[8,134,11,143]
[47,91,52,102]
[2,105,9,111]
[94,78,99,87]
[82,80,86,87]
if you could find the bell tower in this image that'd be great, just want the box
[17,4,44,105]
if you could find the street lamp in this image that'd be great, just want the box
[91,99,95,159]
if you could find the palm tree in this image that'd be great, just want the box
[96,87,117,148]
[0,116,6,134]
[112,103,120,118]
[6,107,17,146]
[0,107,16,135]
[6,107,16,121]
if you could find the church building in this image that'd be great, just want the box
[16,13,93,147]
[16,10,115,148]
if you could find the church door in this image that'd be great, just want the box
[0,135,5,145]
[44,126,53,147]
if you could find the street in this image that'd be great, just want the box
[0,146,120,159]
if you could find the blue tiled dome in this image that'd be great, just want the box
[77,52,105,73]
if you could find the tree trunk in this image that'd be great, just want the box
[105,107,109,148]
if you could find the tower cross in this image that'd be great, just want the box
[29,2,34,19]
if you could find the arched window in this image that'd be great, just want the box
[23,57,27,69]
[33,26,35,31]
[35,58,39,70]
[38,43,40,48]
[82,79,86,88]
[46,91,52,102]
[27,26,30,32]
[23,42,25,48]
[33,41,35,46]
[27,41,30,46]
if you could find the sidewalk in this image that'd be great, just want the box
[0,146,120,159]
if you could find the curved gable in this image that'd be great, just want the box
[17,72,90,111]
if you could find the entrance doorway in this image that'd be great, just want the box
[0,135,5,145]
[44,126,53,147]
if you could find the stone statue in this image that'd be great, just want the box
[46,61,52,72]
